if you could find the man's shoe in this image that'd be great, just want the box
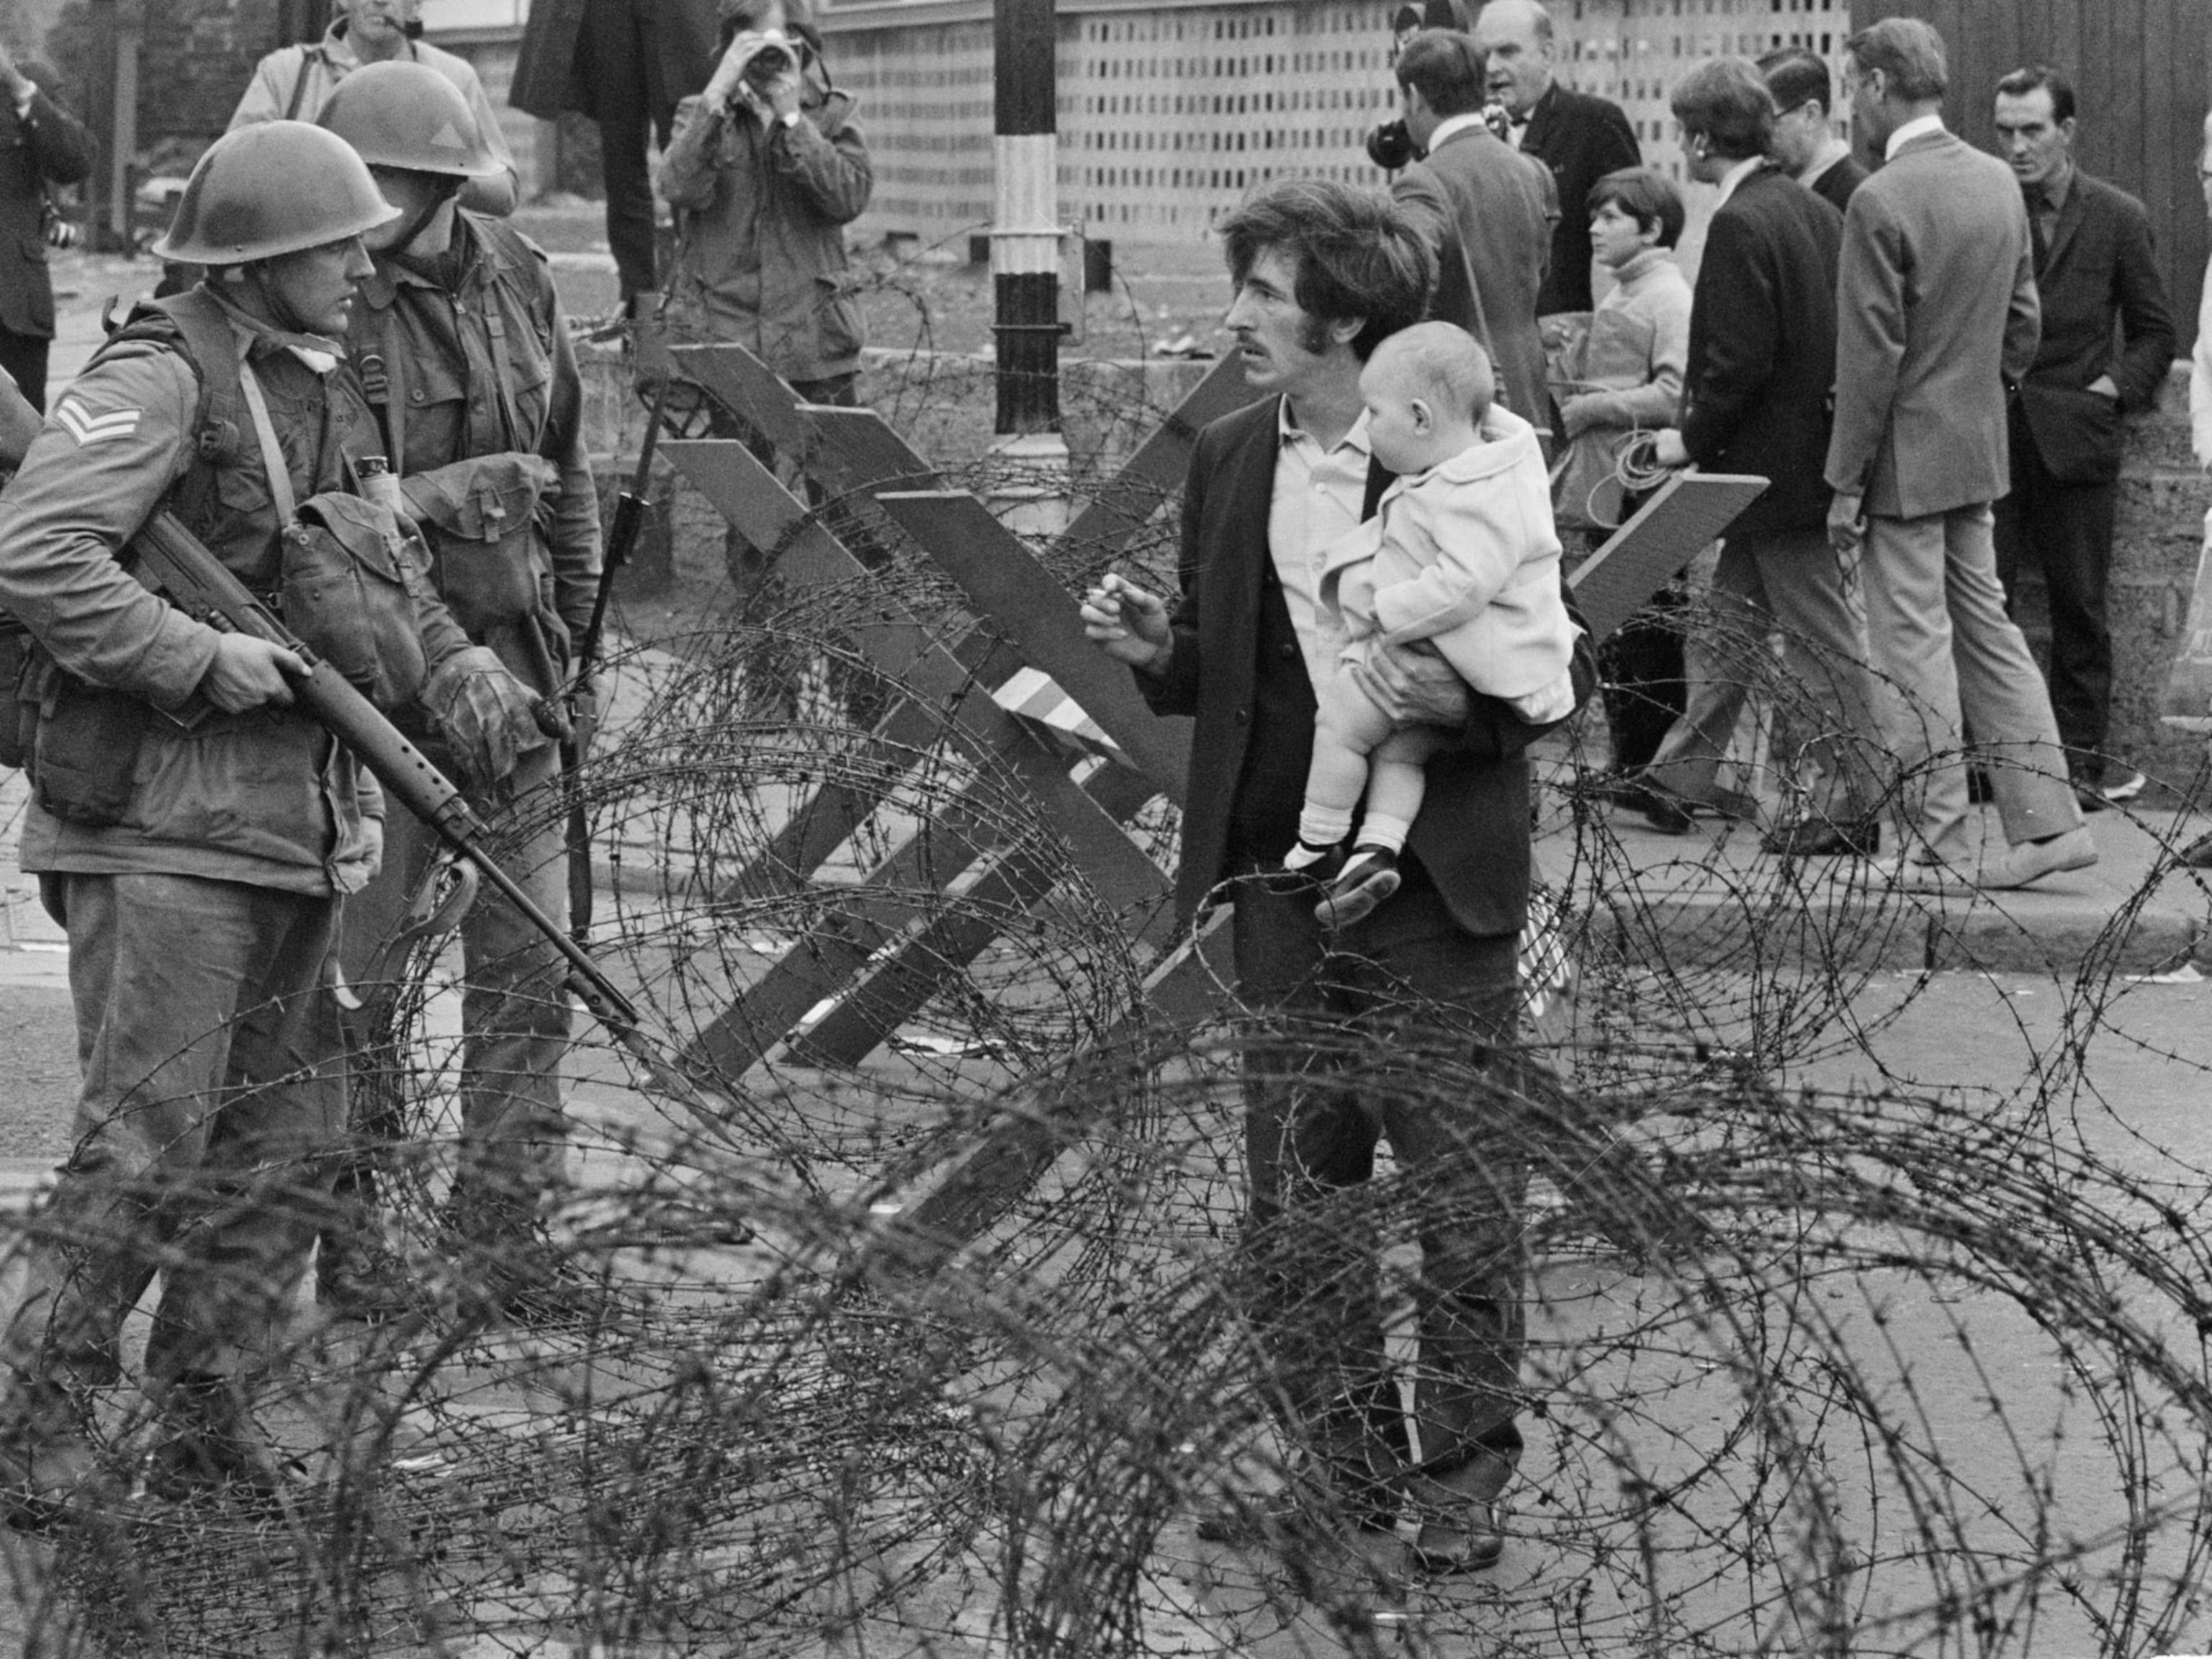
[1195,1470,1398,1544]
[0,1378,110,1531]
[1313,845,1400,930]
[1761,815,1881,858]
[2179,830,2212,869]
[1406,1502,1504,1574]
[1976,826,2098,891]
[2079,768,2147,813]
[1635,783,1695,835]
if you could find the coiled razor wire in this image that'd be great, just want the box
[4,276,2212,1656]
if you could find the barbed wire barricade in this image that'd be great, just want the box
[2,271,2211,1657]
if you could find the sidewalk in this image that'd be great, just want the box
[1559,797,2210,977]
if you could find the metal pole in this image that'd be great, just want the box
[992,0,1060,438]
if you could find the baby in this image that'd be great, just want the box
[1289,320,1579,927]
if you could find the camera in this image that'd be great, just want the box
[1366,119,1415,171]
[741,32,796,89]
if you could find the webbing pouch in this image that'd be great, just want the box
[32,665,149,827]
[280,492,436,711]
[399,452,557,638]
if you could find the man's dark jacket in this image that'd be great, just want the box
[512,0,721,136]
[1519,81,1640,315]
[0,64,91,341]
[1807,150,1869,217]
[1140,395,1588,935]
[2010,169,2175,485]
[1679,163,1843,538]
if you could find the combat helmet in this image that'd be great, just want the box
[317,60,504,179]
[153,120,398,265]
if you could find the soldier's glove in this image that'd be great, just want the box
[421,645,550,795]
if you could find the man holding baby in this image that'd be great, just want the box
[1081,177,1591,1575]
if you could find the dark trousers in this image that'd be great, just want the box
[577,0,665,301]
[1228,864,1527,1486]
[0,331,51,413]
[1992,426,2117,785]
[1598,581,1688,775]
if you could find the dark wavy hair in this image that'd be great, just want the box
[1217,179,1434,362]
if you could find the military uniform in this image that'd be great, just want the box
[0,286,385,1394]
[339,210,601,1220]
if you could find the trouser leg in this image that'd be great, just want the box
[3,874,340,1392]
[1597,585,1687,775]
[1748,526,1888,817]
[1859,512,1972,862]
[1939,506,2082,848]
[1231,877,1404,1484]
[451,745,574,1220]
[1993,436,2116,783]
[1643,538,1765,801]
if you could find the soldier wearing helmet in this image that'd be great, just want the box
[0,120,542,1522]
[315,60,605,1328]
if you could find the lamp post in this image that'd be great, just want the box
[989,0,1067,533]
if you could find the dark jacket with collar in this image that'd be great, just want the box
[1679,162,1843,537]
[2010,168,2176,485]
[1139,395,1589,936]
[0,64,91,342]
[1518,81,1640,315]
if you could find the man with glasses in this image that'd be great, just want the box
[1759,46,1867,215]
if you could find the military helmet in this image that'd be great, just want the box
[153,121,398,264]
[316,60,504,179]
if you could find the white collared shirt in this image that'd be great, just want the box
[1884,112,1945,161]
[1269,399,1372,692]
[1714,154,1763,205]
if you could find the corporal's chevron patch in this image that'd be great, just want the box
[53,399,142,446]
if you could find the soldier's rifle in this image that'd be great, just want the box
[118,507,748,1154]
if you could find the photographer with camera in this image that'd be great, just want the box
[0,41,91,411]
[659,0,869,413]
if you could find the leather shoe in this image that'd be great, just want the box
[1407,1502,1504,1573]
[2179,830,2212,869]
[1635,783,1695,835]
[1761,814,1881,858]
[1195,1465,1398,1543]
[1977,826,2098,890]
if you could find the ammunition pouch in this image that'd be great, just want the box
[279,492,438,711]
[400,452,559,640]
[0,620,37,770]
[32,663,150,827]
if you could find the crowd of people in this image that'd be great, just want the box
[0,0,2198,1599]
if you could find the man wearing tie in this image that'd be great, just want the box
[1989,66,2175,811]
[1470,0,1639,319]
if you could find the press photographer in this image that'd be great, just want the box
[657,0,871,414]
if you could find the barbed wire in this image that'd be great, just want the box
[2,280,2211,1658]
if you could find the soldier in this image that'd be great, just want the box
[314,62,603,1326]
[0,121,541,1523]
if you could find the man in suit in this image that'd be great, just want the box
[1471,0,1639,318]
[1079,178,1590,1574]
[1827,18,2094,889]
[1989,66,2175,809]
[1635,58,1887,857]
[1390,30,1558,440]
[1761,45,1869,215]
[0,43,90,411]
